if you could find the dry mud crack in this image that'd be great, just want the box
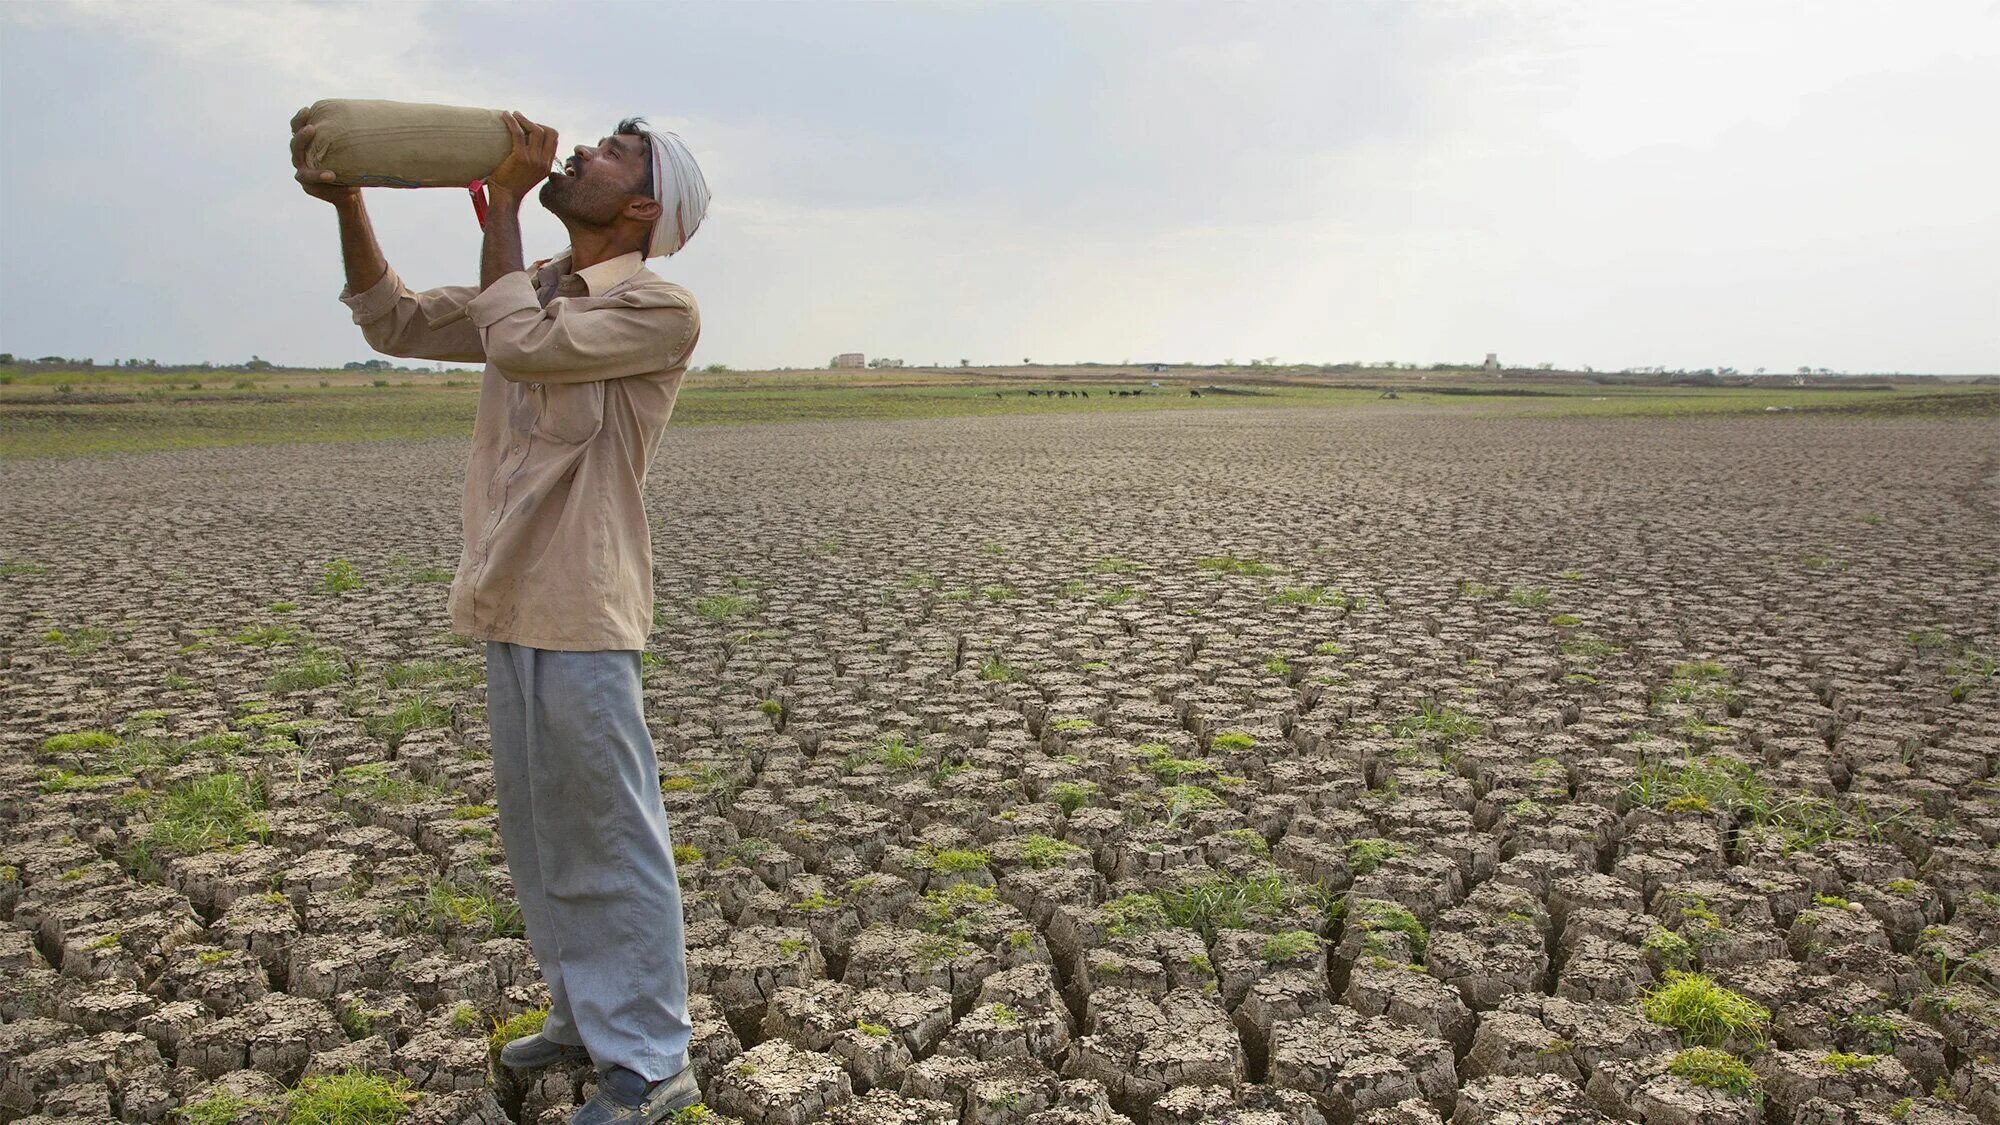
[2,408,1998,1124]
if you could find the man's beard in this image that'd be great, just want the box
[539,176,621,226]
[537,174,569,214]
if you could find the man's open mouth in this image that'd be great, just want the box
[561,157,581,177]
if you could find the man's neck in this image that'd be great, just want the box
[564,223,643,272]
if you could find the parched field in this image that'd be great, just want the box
[2,405,1998,1124]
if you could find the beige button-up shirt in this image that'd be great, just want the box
[342,250,697,651]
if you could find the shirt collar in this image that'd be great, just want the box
[543,250,646,296]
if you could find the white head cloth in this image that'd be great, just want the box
[637,124,709,258]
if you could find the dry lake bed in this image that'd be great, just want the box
[3,405,1998,1124]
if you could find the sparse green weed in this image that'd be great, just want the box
[284,1068,415,1125]
[1667,1047,1757,1095]
[1016,834,1081,869]
[1641,971,1770,1048]
[1198,555,1276,576]
[317,559,363,595]
[1260,929,1322,962]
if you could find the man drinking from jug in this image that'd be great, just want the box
[292,108,710,1125]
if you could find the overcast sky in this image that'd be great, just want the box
[2,0,1995,373]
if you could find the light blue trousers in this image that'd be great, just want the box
[484,642,690,1081]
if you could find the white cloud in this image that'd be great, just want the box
[2,0,1995,373]
[1529,0,2000,157]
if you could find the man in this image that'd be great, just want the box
[292,108,711,1124]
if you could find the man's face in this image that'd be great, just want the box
[539,132,649,225]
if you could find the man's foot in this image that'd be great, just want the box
[569,1063,700,1125]
[497,1031,589,1070]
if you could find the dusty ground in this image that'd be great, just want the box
[2,406,1998,1124]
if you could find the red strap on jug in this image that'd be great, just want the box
[468,180,489,226]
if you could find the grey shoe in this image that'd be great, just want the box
[570,1063,700,1125]
[498,1031,589,1070]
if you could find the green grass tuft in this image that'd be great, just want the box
[916,844,990,874]
[488,1006,549,1052]
[361,694,453,744]
[1159,872,1334,942]
[336,763,442,806]
[40,729,120,755]
[401,881,524,940]
[1640,971,1770,1048]
[1049,781,1096,813]
[178,1089,277,1125]
[1161,784,1224,826]
[317,559,363,595]
[382,659,475,688]
[1348,896,1429,961]
[1667,1047,1758,1095]
[1102,893,1169,938]
[693,593,755,622]
[1016,834,1081,869]
[284,1068,415,1125]
[1949,648,1995,702]
[232,623,306,647]
[267,648,347,693]
[871,733,925,770]
[1392,702,1485,742]
[1266,586,1352,608]
[1345,837,1410,876]
[1142,745,1214,783]
[43,625,113,654]
[1197,555,1277,576]
[38,768,139,794]
[1260,929,1322,963]
[140,773,268,859]
[1821,1051,1882,1073]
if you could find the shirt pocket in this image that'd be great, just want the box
[530,381,606,444]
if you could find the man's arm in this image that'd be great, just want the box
[479,112,555,289]
[291,109,483,363]
[467,281,698,384]
[479,188,527,291]
[332,195,388,297]
[291,108,386,294]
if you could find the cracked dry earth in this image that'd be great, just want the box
[3,407,1999,1125]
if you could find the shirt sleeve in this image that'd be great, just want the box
[340,267,486,364]
[465,271,698,384]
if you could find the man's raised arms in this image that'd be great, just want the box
[292,107,484,364]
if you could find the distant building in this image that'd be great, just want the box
[1483,353,1500,372]
[832,353,865,369]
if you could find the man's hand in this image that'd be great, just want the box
[487,111,559,201]
[289,107,359,206]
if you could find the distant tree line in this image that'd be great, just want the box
[0,353,473,374]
